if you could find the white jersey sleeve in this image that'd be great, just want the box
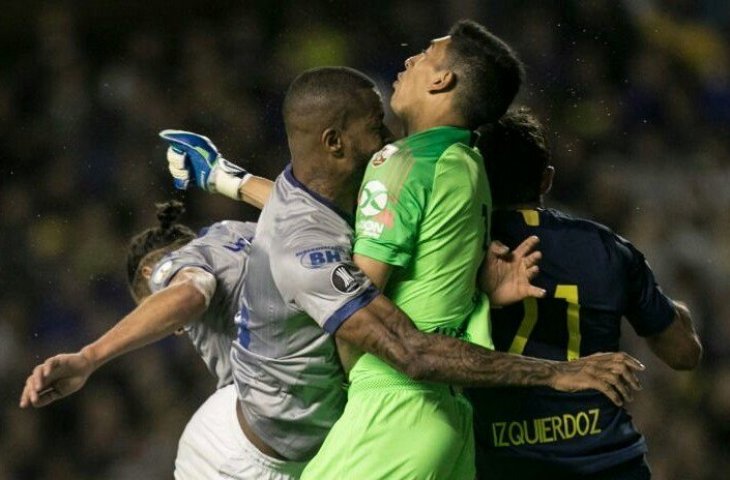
[272,239,378,334]
[149,220,256,388]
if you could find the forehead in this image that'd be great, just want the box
[431,35,451,47]
[429,35,452,52]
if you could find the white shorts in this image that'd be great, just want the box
[175,384,307,480]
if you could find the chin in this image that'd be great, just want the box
[390,96,404,118]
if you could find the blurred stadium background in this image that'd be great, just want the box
[1,1,728,478]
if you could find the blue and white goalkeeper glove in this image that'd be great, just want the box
[159,129,252,200]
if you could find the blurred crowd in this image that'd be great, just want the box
[0,1,728,479]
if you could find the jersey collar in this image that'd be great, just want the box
[398,126,476,150]
[283,164,355,226]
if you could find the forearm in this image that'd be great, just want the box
[647,301,702,370]
[406,331,558,387]
[82,282,207,369]
[336,295,558,388]
[238,175,274,210]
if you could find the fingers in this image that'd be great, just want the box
[19,377,32,408]
[557,352,644,407]
[592,379,623,407]
[528,285,547,299]
[20,356,64,408]
[31,364,45,391]
[488,241,510,258]
[589,353,644,405]
[523,250,542,269]
[513,235,540,258]
[42,356,60,378]
[619,366,642,392]
[33,387,62,408]
[167,146,187,169]
[167,147,191,189]
[589,352,645,371]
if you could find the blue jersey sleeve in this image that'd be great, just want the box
[617,236,675,337]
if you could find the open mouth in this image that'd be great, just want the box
[393,72,404,88]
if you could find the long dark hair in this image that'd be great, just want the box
[126,200,196,288]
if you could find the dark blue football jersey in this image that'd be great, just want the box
[468,208,675,475]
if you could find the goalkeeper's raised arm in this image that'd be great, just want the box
[160,129,274,209]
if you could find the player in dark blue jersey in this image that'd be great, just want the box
[469,108,702,479]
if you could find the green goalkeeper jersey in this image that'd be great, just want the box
[352,126,492,384]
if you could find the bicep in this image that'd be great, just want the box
[353,254,392,290]
[272,243,378,333]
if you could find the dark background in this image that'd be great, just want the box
[1,1,728,478]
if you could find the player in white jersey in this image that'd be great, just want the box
[160,67,644,479]
[18,201,276,479]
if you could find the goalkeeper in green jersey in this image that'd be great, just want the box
[301,20,526,479]
[163,22,644,479]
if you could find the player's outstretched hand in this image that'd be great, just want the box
[550,352,645,407]
[480,236,546,306]
[159,129,251,200]
[19,352,95,409]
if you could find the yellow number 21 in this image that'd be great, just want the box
[508,284,581,361]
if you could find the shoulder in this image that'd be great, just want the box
[543,209,641,264]
[269,209,353,276]
[199,220,254,239]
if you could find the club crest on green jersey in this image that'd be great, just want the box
[370,144,399,167]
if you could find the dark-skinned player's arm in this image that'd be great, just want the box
[19,268,213,408]
[334,292,644,407]
[645,301,702,370]
[158,130,545,305]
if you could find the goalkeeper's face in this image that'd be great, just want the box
[391,36,452,118]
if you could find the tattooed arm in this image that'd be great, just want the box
[335,294,644,407]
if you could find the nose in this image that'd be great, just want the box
[404,54,417,69]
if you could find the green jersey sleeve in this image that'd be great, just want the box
[354,145,433,267]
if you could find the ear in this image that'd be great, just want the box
[321,128,344,158]
[541,166,555,196]
[428,70,456,94]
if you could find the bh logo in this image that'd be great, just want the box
[359,180,388,217]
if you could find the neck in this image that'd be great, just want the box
[401,100,468,136]
[291,162,358,215]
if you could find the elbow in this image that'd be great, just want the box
[399,350,436,381]
[669,341,703,371]
[174,282,209,317]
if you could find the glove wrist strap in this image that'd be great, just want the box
[212,168,252,200]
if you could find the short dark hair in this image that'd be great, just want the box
[126,200,195,288]
[447,20,525,128]
[282,66,377,133]
[478,107,551,206]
